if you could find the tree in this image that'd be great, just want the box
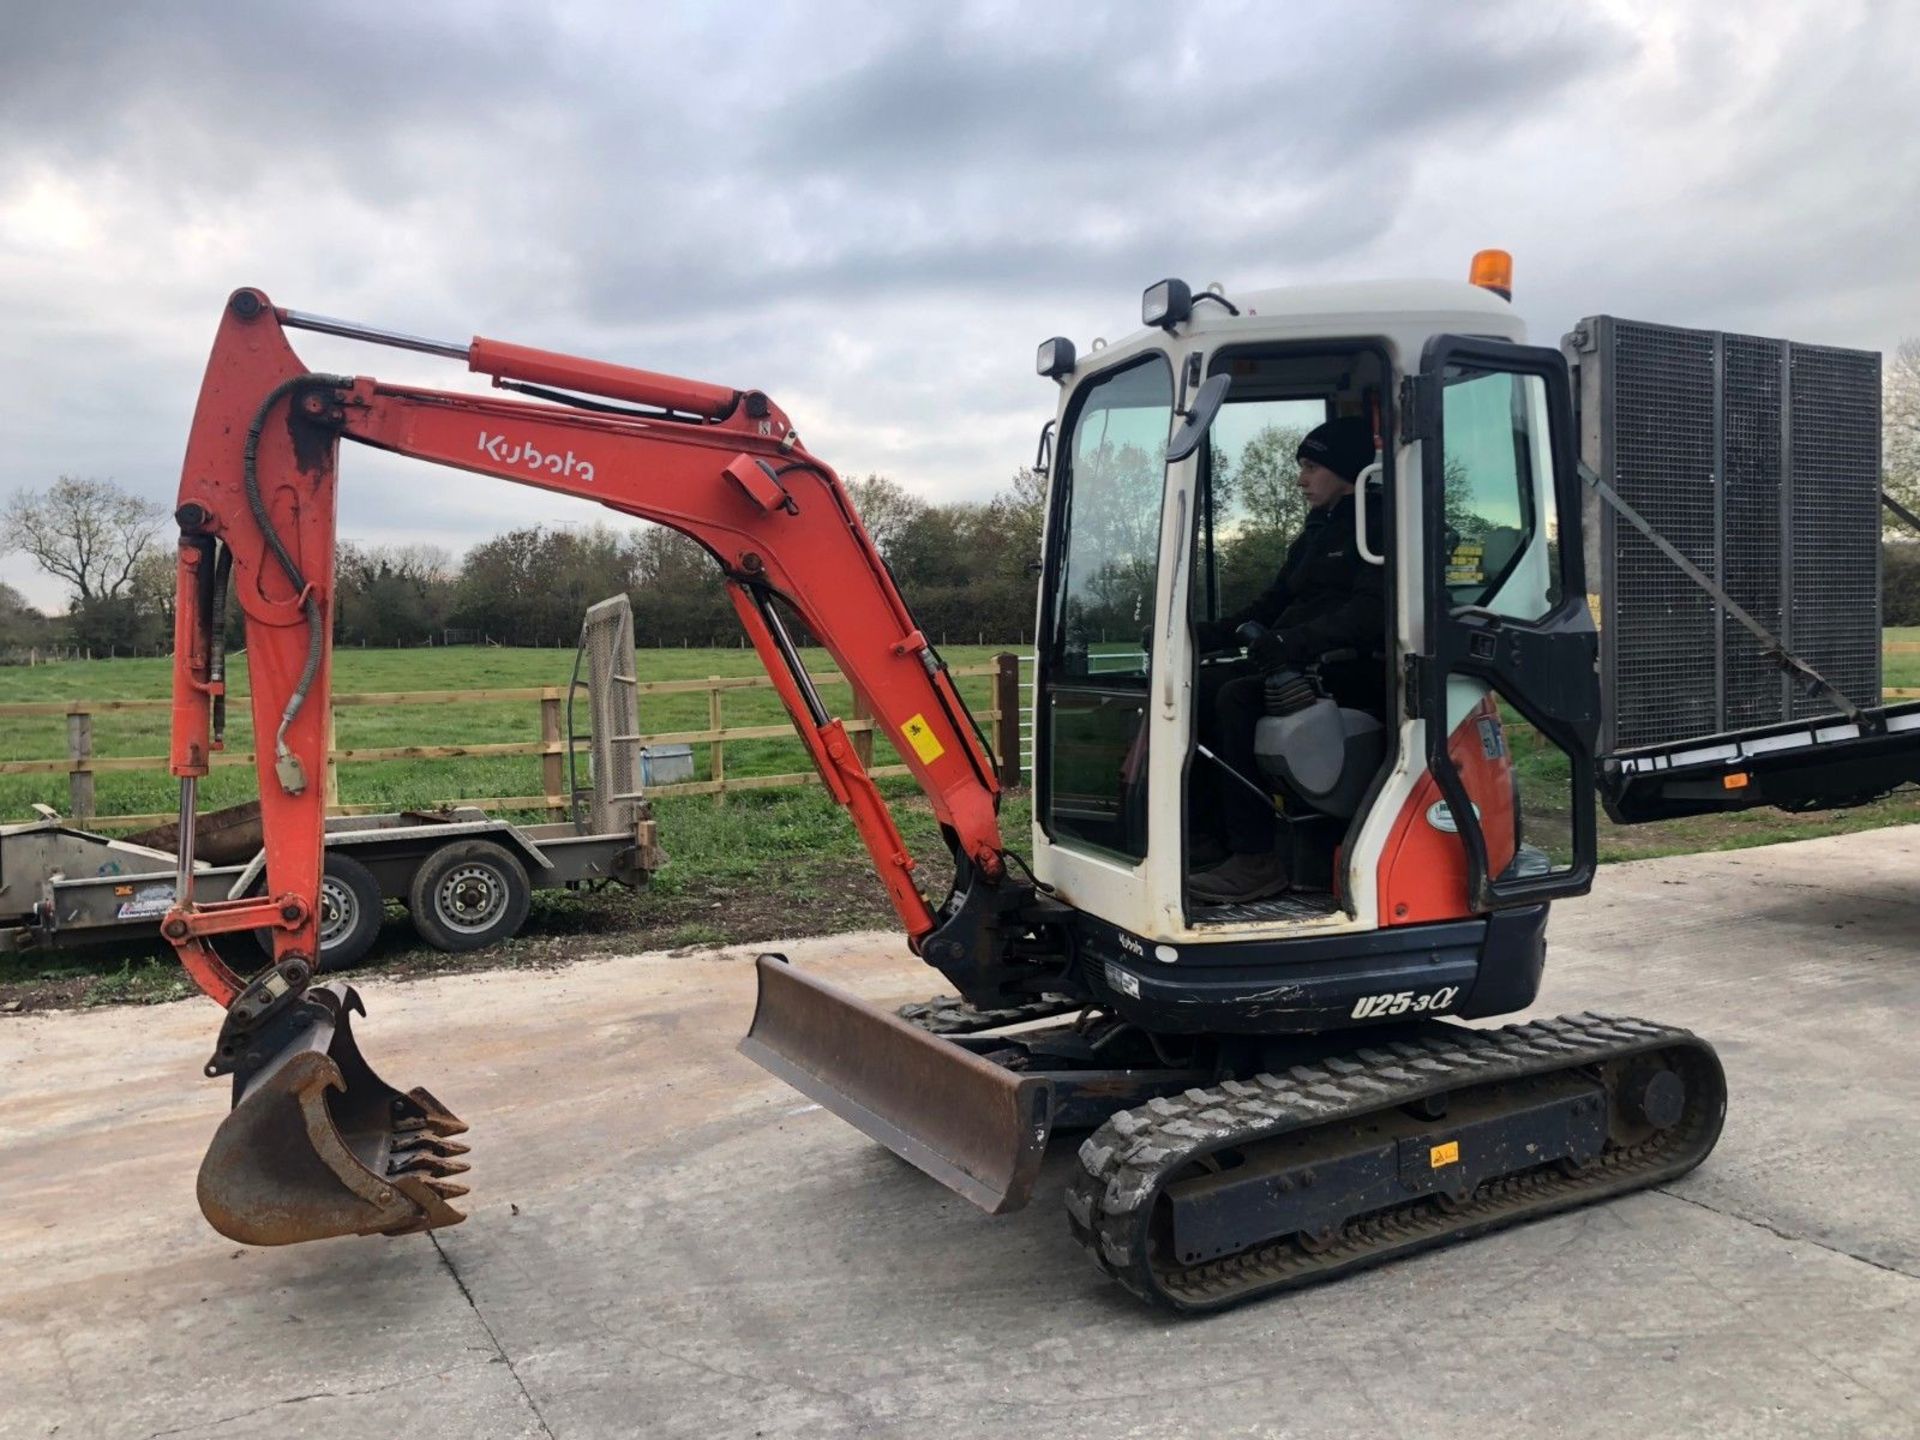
[1209,424,1308,619]
[1887,338,1920,533]
[844,474,925,565]
[4,476,164,604]
[626,525,732,645]
[336,543,456,646]
[454,525,633,645]
[0,582,54,650]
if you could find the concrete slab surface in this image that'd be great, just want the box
[3,826,1919,1439]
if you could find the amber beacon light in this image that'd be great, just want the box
[1469,248,1514,301]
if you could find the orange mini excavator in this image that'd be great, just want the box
[164,268,1725,1311]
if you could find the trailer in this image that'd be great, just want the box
[0,596,668,966]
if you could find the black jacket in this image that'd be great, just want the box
[1199,492,1386,667]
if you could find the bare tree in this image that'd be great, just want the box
[4,476,165,603]
[1887,339,1920,531]
[844,474,925,565]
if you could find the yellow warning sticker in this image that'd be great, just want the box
[1430,1140,1461,1169]
[901,713,946,764]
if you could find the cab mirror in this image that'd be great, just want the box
[1165,373,1231,463]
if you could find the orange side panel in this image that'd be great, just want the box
[1376,695,1518,925]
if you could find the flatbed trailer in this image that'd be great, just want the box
[0,803,663,965]
[1601,700,1920,822]
[0,594,665,966]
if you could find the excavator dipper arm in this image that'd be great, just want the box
[169,290,1012,984]
[165,289,1039,1244]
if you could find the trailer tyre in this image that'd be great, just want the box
[408,840,531,953]
[250,851,385,973]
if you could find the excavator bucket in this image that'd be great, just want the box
[197,984,471,1246]
[739,955,1053,1215]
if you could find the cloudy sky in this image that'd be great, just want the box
[3,0,1917,609]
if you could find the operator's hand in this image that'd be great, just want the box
[1192,619,1231,653]
[1236,623,1288,671]
[1251,630,1290,670]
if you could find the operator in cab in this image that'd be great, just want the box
[1190,417,1385,905]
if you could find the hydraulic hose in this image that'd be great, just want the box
[208,543,232,746]
[242,373,351,790]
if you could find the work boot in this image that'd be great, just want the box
[1186,833,1229,868]
[1188,851,1290,904]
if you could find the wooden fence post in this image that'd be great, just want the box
[709,677,726,804]
[67,708,94,821]
[992,652,1023,787]
[539,693,566,821]
[324,705,341,811]
[850,686,874,767]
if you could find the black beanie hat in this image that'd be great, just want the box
[1296,417,1376,484]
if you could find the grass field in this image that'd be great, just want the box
[4,633,1919,1009]
[0,642,1011,820]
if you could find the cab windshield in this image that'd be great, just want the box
[1040,354,1173,861]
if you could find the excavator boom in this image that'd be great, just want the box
[166,290,1033,1244]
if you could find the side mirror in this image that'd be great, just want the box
[1034,419,1055,476]
[1165,373,1231,463]
[1143,278,1192,330]
[1036,336,1076,380]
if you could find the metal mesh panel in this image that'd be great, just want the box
[1606,322,1718,749]
[1721,334,1785,728]
[1582,317,1882,751]
[578,595,645,833]
[1787,344,1883,718]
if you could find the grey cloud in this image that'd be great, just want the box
[2,1,1917,612]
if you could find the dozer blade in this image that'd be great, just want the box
[197,983,470,1246]
[740,955,1052,1215]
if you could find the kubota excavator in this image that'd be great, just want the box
[163,256,1725,1312]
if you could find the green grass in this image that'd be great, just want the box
[0,643,1011,822]
[7,632,1920,1009]
[1885,626,1920,689]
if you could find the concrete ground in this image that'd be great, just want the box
[4,829,1919,1440]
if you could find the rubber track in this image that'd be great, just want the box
[896,992,1081,1035]
[1065,1012,1725,1312]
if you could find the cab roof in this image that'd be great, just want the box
[1084,277,1529,371]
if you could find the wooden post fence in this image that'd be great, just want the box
[708,676,726,805]
[991,652,1022,788]
[0,660,1013,829]
[67,708,93,822]
[539,693,566,821]
[850,686,875,768]
[323,706,341,810]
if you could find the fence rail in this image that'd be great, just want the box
[1,657,1025,830]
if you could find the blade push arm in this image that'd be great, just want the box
[167,290,1013,1013]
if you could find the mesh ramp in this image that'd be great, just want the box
[572,595,647,833]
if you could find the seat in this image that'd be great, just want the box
[1250,688,1386,821]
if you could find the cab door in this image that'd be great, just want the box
[1035,353,1175,866]
[1413,338,1600,909]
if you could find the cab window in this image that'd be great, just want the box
[1440,366,1561,619]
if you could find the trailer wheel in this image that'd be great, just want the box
[250,851,385,973]
[408,840,531,953]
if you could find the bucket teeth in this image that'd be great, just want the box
[197,983,473,1245]
[392,1134,471,1159]
[394,1086,468,1138]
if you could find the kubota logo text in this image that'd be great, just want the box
[477,431,595,483]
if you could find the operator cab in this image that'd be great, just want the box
[1031,265,1600,983]
[1187,344,1392,920]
